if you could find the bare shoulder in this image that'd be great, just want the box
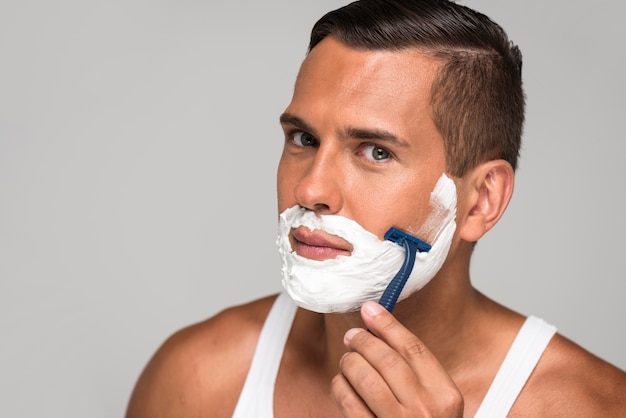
[514,332,626,416]
[125,294,279,418]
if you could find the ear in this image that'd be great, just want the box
[456,160,514,243]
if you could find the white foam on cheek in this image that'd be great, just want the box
[397,175,457,300]
[277,207,406,312]
[277,174,457,313]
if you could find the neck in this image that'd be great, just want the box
[313,261,490,378]
[284,243,525,413]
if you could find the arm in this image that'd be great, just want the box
[125,302,269,418]
[125,328,205,418]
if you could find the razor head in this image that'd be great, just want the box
[384,227,431,253]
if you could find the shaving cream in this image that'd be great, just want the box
[277,173,457,313]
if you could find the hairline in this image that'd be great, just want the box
[307,36,499,175]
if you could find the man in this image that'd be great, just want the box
[126,1,626,416]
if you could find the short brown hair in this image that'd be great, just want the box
[309,0,525,177]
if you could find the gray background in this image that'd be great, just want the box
[1,1,624,417]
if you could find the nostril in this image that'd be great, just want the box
[312,203,332,215]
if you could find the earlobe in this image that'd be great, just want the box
[458,160,514,242]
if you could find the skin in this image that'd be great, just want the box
[125,37,626,417]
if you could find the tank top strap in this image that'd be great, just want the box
[474,315,557,417]
[232,291,297,418]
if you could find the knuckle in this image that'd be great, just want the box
[415,387,463,418]
[404,336,428,357]
[379,350,402,371]
[440,389,464,417]
[358,369,382,393]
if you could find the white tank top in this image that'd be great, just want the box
[232,292,556,418]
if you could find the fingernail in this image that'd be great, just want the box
[363,301,384,317]
[344,328,362,343]
[339,352,350,365]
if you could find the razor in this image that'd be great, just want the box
[378,227,432,312]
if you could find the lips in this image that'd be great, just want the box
[291,226,353,261]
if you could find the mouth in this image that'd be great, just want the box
[290,226,354,261]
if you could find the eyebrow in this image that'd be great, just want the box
[343,127,407,147]
[279,113,318,138]
[280,112,408,147]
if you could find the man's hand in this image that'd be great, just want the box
[331,301,464,417]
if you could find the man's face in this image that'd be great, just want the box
[277,36,448,260]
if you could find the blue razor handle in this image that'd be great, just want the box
[378,227,432,312]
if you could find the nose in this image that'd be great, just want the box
[293,147,344,216]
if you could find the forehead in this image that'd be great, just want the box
[288,37,441,136]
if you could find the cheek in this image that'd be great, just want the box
[354,176,437,239]
[276,158,298,212]
[347,180,415,235]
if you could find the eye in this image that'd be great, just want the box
[292,131,318,147]
[362,144,391,162]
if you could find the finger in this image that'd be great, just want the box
[347,303,464,415]
[360,301,443,373]
[343,327,422,409]
[344,327,464,417]
[339,349,401,410]
[331,370,376,418]
[358,302,459,405]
